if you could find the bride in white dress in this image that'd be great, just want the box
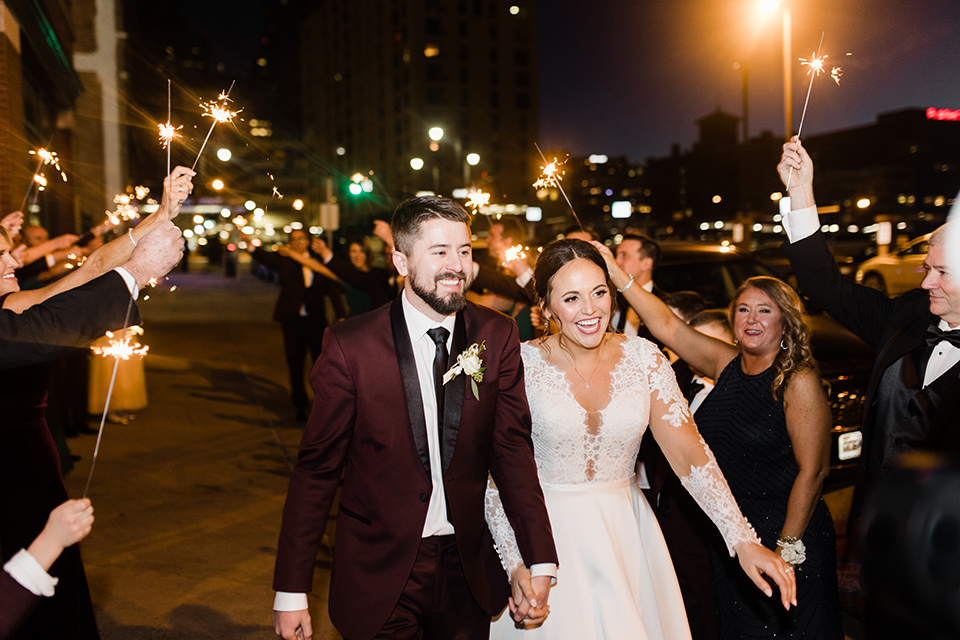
[485,239,796,639]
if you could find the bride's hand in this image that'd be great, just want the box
[508,567,551,625]
[734,540,797,610]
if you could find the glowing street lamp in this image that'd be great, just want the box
[466,153,481,166]
[410,157,424,170]
[758,0,792,140]
[211,179,225,190]
[428,127,444,142]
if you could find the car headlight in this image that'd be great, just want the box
[855,269,864,282]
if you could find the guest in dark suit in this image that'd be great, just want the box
[1,498,94,640]
[611,234,667,336]
[778,138,960,525]
[252,229,347,420]
[272,196,557,640]
[296,234,397,313]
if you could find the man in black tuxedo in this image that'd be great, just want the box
[252,229,347,420]
[778,138,960,525]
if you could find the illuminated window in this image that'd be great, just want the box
[424,45,440,57]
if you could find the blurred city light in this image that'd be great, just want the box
[525,207,542,222]
[244,200,256,211]
[466,153,481,166]
[212,179,225,190]
[611,201,632,219]
[410,157,424,170]
[216,148,232,162]
[856,198,871,209]
[588,154,609,164]
[758,0,779,14]
[193,214,203,224]
[220,208,231,217]
[348,182,363,195]
[712,195,722,204]
[428,127,444,141]
[293,199,304,211]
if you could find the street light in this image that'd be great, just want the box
[428,127,444,142]
[758,0,792,140]
[466,153,480,166]
[410,157,424,170]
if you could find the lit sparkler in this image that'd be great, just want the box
[191,81,240,171]
[21,145,67,210]
[272,185,284,199]
[466,189,490,211]
[784,34,845,193]
[533,143,584,231]
[135,185,150,200]
[90,326,149,361]
[503,244,527,264]
[33,174,48,191]
[158,122,182,149]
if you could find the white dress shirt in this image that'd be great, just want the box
[688,375,716,415]
[783,204,960,387]
[612,280,655,337]
[4,549,57,597]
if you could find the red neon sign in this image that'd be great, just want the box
[927,107,960,122]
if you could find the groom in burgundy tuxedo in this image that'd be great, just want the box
[272,196,557,640]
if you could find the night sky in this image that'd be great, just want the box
[538,0,960,161]
[179,0,960,164]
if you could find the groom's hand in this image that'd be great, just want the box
[274,609,312,640]
[509,567,552,625]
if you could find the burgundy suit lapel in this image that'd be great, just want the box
[390,298,431,480]
[441,311,467,475]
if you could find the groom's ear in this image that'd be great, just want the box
[393,250,409,277]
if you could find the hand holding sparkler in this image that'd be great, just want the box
[158,167,196,220]
[120,221,185,288]
[1,211,24,237]
[777,137,816,211]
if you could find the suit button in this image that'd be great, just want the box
[419,492,430,503]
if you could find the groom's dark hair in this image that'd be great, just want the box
[391,196,472,255]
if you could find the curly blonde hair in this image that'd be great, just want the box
[727,276,818,400]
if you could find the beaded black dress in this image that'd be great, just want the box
[694,356,842,639]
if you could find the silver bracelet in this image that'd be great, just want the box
[617,274,635,293]
[127,228,138,248]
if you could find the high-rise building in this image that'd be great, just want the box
[300,0,539,222]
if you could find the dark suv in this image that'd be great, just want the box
[654,242,873,484]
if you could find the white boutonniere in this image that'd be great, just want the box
[442,341,486,400]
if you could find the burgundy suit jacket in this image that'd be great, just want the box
[0,571,38,639]
[273,297,557,640]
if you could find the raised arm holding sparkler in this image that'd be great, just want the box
[1,169,192,313]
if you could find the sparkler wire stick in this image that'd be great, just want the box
[191,80,236,171]
[533,142,583,231]
[785,33,825,192]
[83,297,136,498]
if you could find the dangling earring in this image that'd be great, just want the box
[780,338,788,350]
[733,338,739,346]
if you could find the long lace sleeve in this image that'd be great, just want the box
[484,474,524,579]
[641,343,760,556]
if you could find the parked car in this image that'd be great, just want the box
[753,238,877,287]
[654,241,874,484]
[855,233,931,296]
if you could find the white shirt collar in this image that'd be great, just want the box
[401,289,457,342]
[642,280,655,293]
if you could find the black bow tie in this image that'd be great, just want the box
[925,325,960,350]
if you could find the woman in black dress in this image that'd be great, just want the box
[594,241,842,639]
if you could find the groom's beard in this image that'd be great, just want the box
[409,267,470,316]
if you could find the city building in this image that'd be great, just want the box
[300,0,540,230]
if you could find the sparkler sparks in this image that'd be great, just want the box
[830,67,843,85]
[466,189,490,211]
[91,326,149,361]
[503,244,527,264]
[191,81,240,171]
[33,174,48,190]
[158,122,182,149]
[800,52,828,77]
[533,158,566,190]
[29,148,67,182]
[272,185,284,199]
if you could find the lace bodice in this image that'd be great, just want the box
[523,338,661,484]
[485,337,760,579]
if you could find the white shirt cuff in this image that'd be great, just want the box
[782,205,820,244]
[530,562,558,585]
[113,266,139,300]
[274,591,309,611]
[45,254,56,268]
[4,549,58,597]
[516,269,533,288]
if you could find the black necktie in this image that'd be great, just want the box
[427,327,450,441]
[925,325,960,350]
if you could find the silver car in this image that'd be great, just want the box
[855,233,932,296]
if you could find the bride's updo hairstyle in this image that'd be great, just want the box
[533,238,619,321]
